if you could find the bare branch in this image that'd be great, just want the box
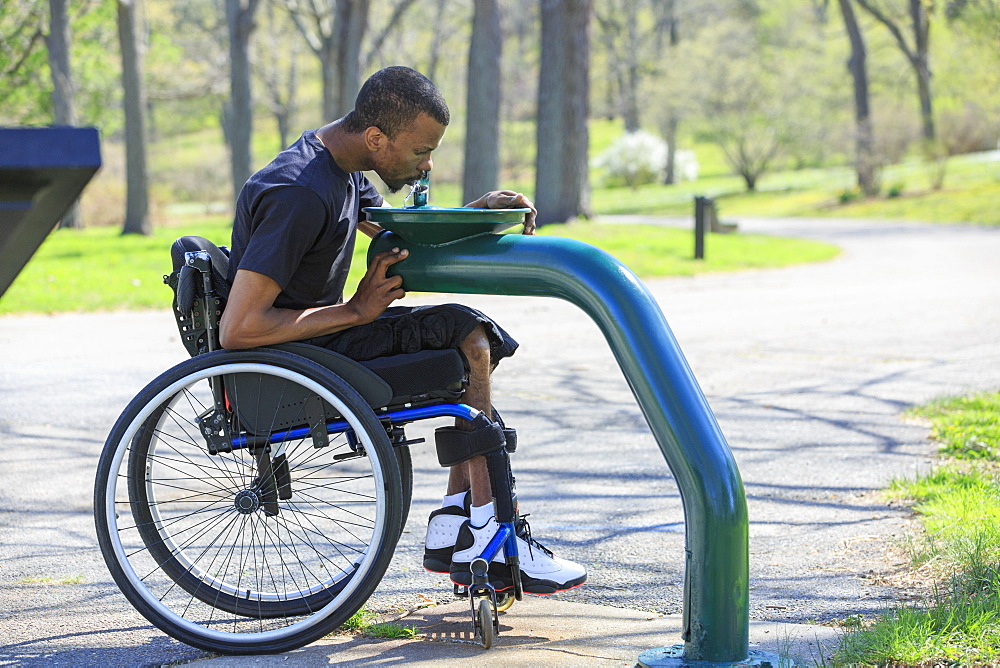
[365,0,417,64]
[279,0,324,54]
[855,0,917,62]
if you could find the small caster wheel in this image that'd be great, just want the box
[477,598,496,649]
[496,591,515,612]
[454,584,469,598]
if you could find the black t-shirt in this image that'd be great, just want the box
[228,130,383,310]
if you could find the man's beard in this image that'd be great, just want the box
[381,172,419,194]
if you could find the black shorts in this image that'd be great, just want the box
[303,304,518,366]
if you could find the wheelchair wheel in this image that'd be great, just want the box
[94,349,402,654]
[394,443,413,537]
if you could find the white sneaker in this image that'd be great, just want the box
[423,500,470,573]
[450,516,587,594]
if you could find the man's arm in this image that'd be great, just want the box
[219,248,408,349]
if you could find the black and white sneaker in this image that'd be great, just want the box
[450,516,587,594]
[423,498,471,573]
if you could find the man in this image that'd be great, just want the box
[220,66,586,595]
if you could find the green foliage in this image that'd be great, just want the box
[835,593,1000,666]
[835,392,1000,666]
[338,606,418,639]
[0,218,233,315]
[588,150,1000,224]
[363,623,419,639]
[0,2,50,124]
[0,0,123,129]
[340,606,377,632]
[837,187,862,204]
[908,393,1000,459]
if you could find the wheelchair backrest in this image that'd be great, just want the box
[166,236,231,356]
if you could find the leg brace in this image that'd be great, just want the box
[435,414,516,467]
[435,413,519,524]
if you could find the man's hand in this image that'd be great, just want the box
[465,190,537,235]
[346,247,409,324]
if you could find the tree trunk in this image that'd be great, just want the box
[856,0,935,142]
[535,0,592,226]
[426,0,450,83]
[321,37,339,122]
[225,0,258,203]
[622,3,640,132]
[462,0,502,205]
[118,0,151,235]
[838,0,878,196]
[660,0,679,185]
[664,115,678,184]
[335,0,368,118]
[910,0,935,141]
[47,0,81,228]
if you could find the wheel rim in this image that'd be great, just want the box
[103,362,391,646]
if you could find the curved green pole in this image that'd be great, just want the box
[370,231,749,663]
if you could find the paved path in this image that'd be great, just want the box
[1,217,998,665]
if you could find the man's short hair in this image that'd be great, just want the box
[342,66,450,138]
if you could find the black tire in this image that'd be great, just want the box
[94,349,402,654]
[394,443,413,536]
[477,598,495,649]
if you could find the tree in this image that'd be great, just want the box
[462,0,502,205]
[0,2,49,123]
[118,0,151,235]
[425,0,452,83]
[838,0,880,195]
[947,0,1000,54]
[594,1,641,132]
[257,3,301,151]
[593,0,675,134]
[855,0,936,141]
[535,0,592,225]
[281,0,417,121]
[47,0,81,228]
[679,18,791,191]
[657,0,681,184]
[224,0,262,202]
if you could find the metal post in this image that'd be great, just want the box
[370,231,750,664]
[694,196,707,260]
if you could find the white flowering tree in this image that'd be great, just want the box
[594,130,698,188]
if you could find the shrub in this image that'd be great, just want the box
[674,149,700,182]
[838,186,861,204]
[594,131,698,188]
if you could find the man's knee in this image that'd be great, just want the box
[460,325,491,368]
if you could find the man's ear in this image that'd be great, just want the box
[363,126,386,152]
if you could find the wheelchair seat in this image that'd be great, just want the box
[167,235,466,410]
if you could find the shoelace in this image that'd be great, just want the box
[515,514,554,559]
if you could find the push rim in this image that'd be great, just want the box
[101,361,392,646]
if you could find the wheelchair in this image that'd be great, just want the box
[93,236,522,654]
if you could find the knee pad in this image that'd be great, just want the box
[435,415,512,467]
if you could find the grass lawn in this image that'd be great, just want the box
[0,217,838,316]
[833,391,1000,666]
[590,150,1000,225]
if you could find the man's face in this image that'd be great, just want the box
[369,113,446,193]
